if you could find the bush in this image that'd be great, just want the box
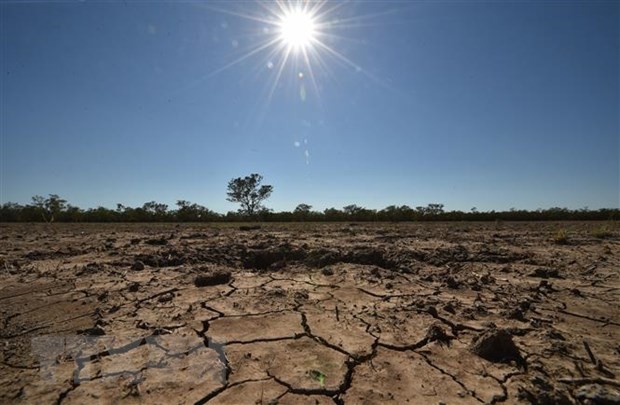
[553,229,569,245]
[591,226,613,239]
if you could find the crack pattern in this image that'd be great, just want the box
[1,222,618,404]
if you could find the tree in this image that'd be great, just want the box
[226,173,273,217]
[0,202,24,222]
[142,201,169,221]
[427,203,445,215]
[293,203,313,221]
[342,204,376,221]
[343,204,363,216]
[175,200,217,222]
[379,205,415,221]
[324,207,345,221]
[31,194,67,222]
[294,203,312,214]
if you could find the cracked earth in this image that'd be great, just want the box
[1,222,619,404]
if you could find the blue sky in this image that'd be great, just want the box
[1,0,618,213]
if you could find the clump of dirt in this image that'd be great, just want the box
[425,245,469,266]
[529,267,561,278]
[304,248,341,268]
[194,269,232,287]
[470,328,524,365]
[342,247,395,268]
[425,323,453,346]
[242,244,305,270]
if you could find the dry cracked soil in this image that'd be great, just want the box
[0,222,619,404]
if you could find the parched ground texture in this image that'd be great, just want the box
[0,222,619,405]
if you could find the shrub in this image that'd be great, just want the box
[553,229,569,245]
[591,226,613,239]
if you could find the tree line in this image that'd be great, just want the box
[0,194,617,223]
[1,174,617,222]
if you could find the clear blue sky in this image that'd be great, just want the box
[1,0,618,213]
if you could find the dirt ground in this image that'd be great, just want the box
[0,222,619,404]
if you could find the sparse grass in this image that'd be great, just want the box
[553,228,569,245]
[591,225,614,239]
[308,369,326,387]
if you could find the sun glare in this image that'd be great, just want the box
[279,9,316,50]
[204,0,373,103]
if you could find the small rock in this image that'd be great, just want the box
[194,270,232,287]
[321,267,334,276]
[128,282,140,292]
[131,260,145,271]
[158,292,174,303]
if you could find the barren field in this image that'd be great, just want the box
[0,222,618,404]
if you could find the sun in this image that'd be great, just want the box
[278,9,316,50]
[203,0,371,103]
